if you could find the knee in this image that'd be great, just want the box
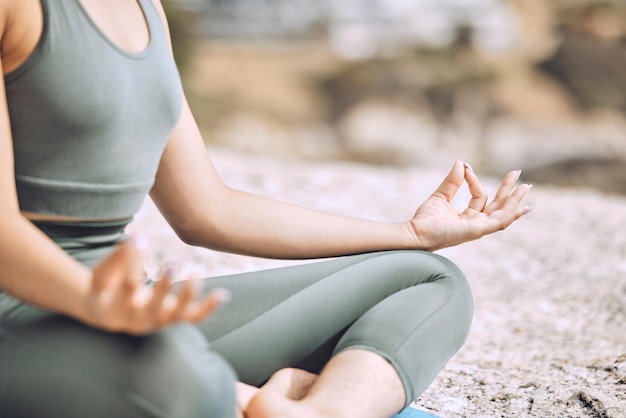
[129,324,237,418]
[426,251,473,328]
[392,250,474,341]
[381,250,471,288]
[428,252,474,348]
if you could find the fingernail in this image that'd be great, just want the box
[160,263,178,279]
[212,288,232,310]
[209,287,232,313]
[514,169,522,181]
[523,206,534,215]
[464,162,474,173]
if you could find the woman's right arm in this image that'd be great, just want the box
[0,4,93,319]
[0,5,227,334]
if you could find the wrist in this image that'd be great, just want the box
[399,220,430,251]
[64,265,96,324]
[390,221,421,251]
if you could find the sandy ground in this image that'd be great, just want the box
[131,148,626,418]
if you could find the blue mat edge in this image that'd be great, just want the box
[393,406,439,418]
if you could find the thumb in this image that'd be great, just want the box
[431,159,465,203]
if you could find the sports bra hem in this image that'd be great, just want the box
[15,174,152,192]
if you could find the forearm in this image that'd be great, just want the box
[0,212,92,318]
[178,188,417,259]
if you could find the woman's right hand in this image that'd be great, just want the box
[82,239,230,335]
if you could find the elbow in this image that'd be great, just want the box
[176,230,196,246]
[169,213,224,249]
[158,186,236,250]
[172,219,204,247]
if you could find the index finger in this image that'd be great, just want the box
[464,162,488,212]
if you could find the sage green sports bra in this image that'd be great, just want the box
[4,0,183,219]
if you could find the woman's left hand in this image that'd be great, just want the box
[407,159,532,251]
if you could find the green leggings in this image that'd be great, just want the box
[0,221,473,418]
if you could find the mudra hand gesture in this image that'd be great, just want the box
[408,159,532,251]
[83,240,230,335]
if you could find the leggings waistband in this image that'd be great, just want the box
[32,218,132,249]
[32,218,133,267]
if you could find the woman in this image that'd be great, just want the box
[0,0,532,417]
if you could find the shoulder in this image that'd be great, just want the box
[0,0,38,33]
[147,0,174,49]
[0,0,43,72]
[0,0,15,33]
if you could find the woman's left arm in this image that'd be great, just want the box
[150,101,531,258]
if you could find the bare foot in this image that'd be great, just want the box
[237,382,260,417]
[262,368,318,400]
[246,389,333,418]
[237,369,317,417]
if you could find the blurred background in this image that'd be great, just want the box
[162,0,626,195]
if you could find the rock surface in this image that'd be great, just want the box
[131,148,626,418]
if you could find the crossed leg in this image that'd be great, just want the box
[199,251,474,418]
